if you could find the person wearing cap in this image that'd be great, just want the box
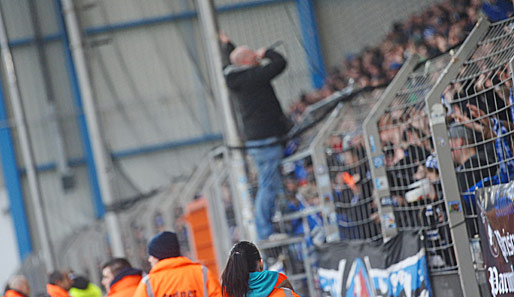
[101,258,142,297]
[47,271,72,297]
[133,231,222,297]
[3,275,30,297]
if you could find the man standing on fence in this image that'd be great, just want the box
[221,33,291,241]
[133,231,222,297]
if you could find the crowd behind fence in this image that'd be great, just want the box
[13,12,514,297]
[375,51,458,273]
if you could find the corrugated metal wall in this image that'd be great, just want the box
[316,0,444,68]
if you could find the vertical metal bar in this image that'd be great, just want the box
[300,218,315,297]
[311,103,346,242]
[296,0,326,89]
[52,0,104,219]
[0,76,32,261]
[195,0,256,242]
[59,0,125,257]
[0,3,55,271]
[509,56,514,105]
[206,153,232,271]
[179,0,212,134]
[27,0,73,190]
[363,54,419,240]
[424,18,490,297]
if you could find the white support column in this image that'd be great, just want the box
[0,4,55,271]
[60,0,125,257]
[195,0,256,242]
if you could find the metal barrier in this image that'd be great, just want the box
[325,88,383,242]
[363,50,475,296]
[365,51,458,272]
[423,16,514,297]
[363,16,514,297]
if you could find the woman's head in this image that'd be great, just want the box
[221,241,262,297]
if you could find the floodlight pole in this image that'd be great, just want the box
[196,0,257,242]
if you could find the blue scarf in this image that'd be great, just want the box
[247,271,279,297]
[492,117,514,182]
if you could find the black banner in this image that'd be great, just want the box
[317,231,431,297]
[477,183,514,297]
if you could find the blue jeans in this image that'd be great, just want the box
[246,137,284,240]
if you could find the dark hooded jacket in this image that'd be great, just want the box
[223,49,290,141]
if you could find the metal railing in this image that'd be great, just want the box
[364,51,458,275]
[325,88,383,242]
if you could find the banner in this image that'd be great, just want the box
[317,231,431,297]
[477,183,514,297]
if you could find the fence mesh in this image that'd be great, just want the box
[375,52,459,273]
[326,89,383,242]
[441,16,514,259]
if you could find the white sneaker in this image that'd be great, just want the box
[267,233,289,241]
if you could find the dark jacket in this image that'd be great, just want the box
[224,48,290,141]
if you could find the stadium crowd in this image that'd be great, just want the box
[284,0,514,270]
[289,0,505,122]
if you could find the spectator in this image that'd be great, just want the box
[101,258,142,297]
[3,275,30,297]
[449,125,498,210]
[221,35,291,241]
[288,0,482,118]
[68,275,101,297]
[221,241,300,297]
[133,231,222,297]
[47,271,72,297]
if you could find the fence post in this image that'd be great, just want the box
[424,18,490,297]
[296,0,326,89]
[363,55,419,240]
[310,102,347,242]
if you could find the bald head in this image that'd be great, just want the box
[230,46,259,66]
[8,275,30,297]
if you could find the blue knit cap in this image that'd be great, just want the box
[148,231,181,260]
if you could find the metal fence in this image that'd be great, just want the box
[423,15,514,297]
[325,88,383,242]
[364,51,458,275]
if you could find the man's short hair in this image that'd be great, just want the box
[449,125,475,144]
[8,275,27,291]
[48,271,64,285]
[230,46,253,66]
[102,258,132,277]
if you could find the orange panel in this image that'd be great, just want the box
[185,197,219,275]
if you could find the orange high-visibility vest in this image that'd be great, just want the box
[133,257,222,297]
[107,274,142,297]
[47,284,71,297]
[268,288,301,297]
[4,290,27,297]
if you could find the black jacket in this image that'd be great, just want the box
[223,48,290,141]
